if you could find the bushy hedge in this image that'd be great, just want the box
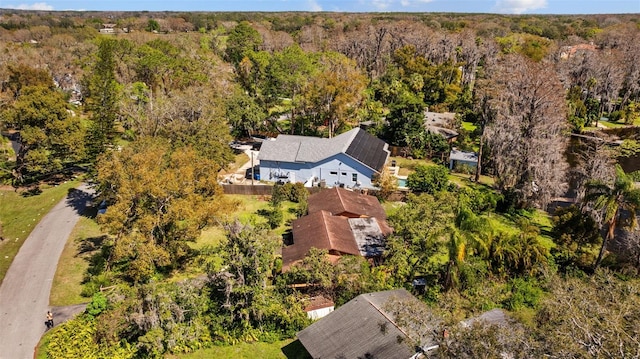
[271,182,308,205]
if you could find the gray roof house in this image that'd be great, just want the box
[296,289,439,359]
[424,111,459,142]
[258,128,390,190]
[449,148,478,170]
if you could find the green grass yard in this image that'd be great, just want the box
[168,339,310,359]
[0,180,80,285]
[50,215,102,306]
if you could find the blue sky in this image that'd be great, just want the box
[0,0,638,15]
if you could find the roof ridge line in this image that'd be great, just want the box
[342,127,360,152]
[320,210,333,248]
[293,141,303,162]
[335,187,346,212]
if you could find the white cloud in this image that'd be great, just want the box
[5,2,54,10]
[494,0,547,14]
[307,0,323,11]
[369,0,433,11]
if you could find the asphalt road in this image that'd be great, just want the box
[0,184,93,359]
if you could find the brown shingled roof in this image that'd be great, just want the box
[303,295,335,312]
[283,210,360,270]
[308,187,387,219]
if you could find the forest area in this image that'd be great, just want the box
[0,9,640,358]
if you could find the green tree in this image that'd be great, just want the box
[407,164,450,194]
[130,86,235,168]
[145,19,159,32]
[409,130,450,161]
[4,86,85,184]
[278,248,336,297]
[3,63,52,100]
[267,44,316,134]
[95,137,235,282]
[225,87,266,138]
[84,37,120,162]
[383,86,426,147]
[583,165,640,270]
[134,40,203,96]
[300,52,368,138]
[551,205,601,271]
[211,221,308,340]
[384,192,458,286]
[225,21,262,65]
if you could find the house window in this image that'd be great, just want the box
[330,171,338,175]
[342,172,347,176]
[352,173,358,182]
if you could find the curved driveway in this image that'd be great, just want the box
[0,184,93,359]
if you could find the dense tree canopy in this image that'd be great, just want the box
[3,84,84,184]
[1,11,639,359]
[95,138,236,282]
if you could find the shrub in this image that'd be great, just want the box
[551,205,601,271]
[458,187,499,213]
[503,277,542,310]
[453,163,475,175]
[81,273,113,297]
[271,182,308,205]
[407,164,450,194]
[266,206,283,229]
[86,292,108,317]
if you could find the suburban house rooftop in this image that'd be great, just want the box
[283,187,392,270]
[283,210,361,270]
[258,128,389,172]
[297,289,438,359]
[424,111,456,127]
[449,148,478,163]
[308,187,388,222]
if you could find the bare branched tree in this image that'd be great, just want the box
[571,138,616,202]
[484,55,570,209]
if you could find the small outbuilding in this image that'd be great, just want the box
[449,148,478,170]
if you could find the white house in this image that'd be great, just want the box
[258,128,390,190]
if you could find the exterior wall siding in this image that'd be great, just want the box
[260,153,378,189]
[307,306,335,320]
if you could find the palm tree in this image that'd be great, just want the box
[583,165,640,271]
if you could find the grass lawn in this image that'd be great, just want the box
[389,156,436,176]
[449,172,495,188]
[168,339,310,359]
[193,194,295,249]
[487,210,555,250]
[222,194,299,236]
[598,120,626,129]
[0,180,80,285]
[50,215,102,306]
[219,152,250,178]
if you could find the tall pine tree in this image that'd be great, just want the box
[85,38,120,162]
